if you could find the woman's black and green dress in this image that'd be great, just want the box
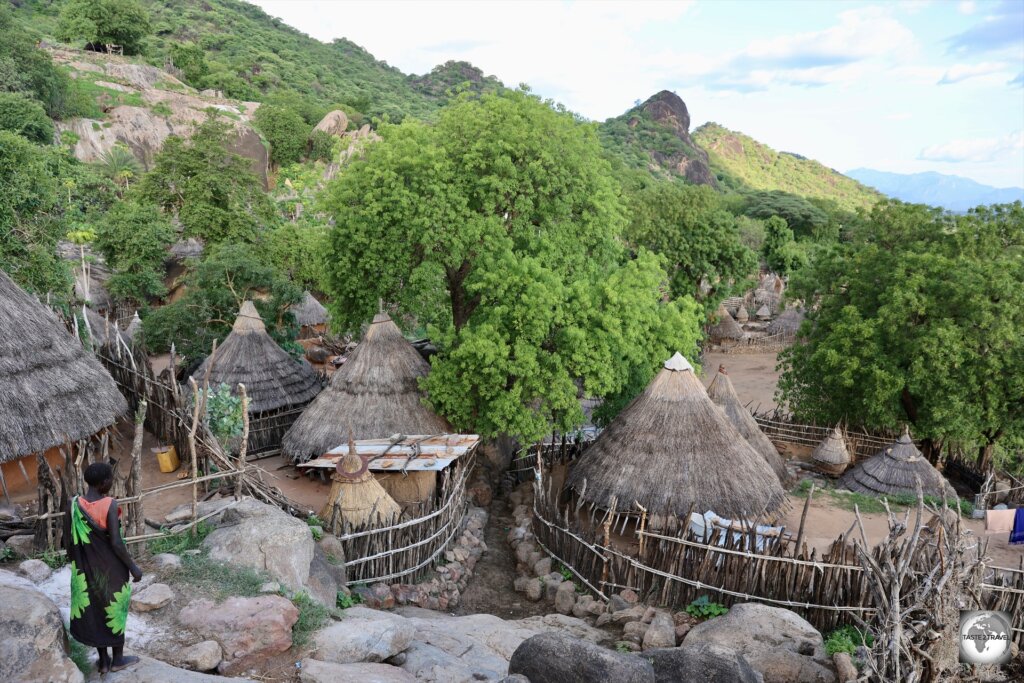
[63,497,132,648]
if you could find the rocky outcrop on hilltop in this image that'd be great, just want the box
[48,48,268,187]
[634,91,717,186]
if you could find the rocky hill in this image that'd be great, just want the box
[693,123,880,211]
[599,90,717,186]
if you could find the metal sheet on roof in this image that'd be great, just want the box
[297,434,480,471]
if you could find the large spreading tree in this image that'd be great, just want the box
[778,201,1024,467]
[322,90,701,441]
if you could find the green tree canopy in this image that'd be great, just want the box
[623,179,757,303]
[762,215,806,275]
[778,201,1024,467]
[94,200,175,305]
[142,243,302,360]
[254,103,309,168]
[0,6,84,119]
[138,116,276,244]
[0,92,54,144]
[57,0,152,55]
[322,90,701,440]
[745,190,830,241]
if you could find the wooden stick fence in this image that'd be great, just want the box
[334,448,476,586]
[751,410,900,462]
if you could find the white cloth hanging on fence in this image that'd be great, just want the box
[689,511,785,552]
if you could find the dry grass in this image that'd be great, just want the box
[0,270,127,463]
[706,367,789,483]
[567,355,786,519]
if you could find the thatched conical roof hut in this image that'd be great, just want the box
[190,301,322,413]
[756,304,771,321]
[838,427,953,498]
[189,301,322,453]
[566,353,786,519]
[0,270,127,467]
[767,306,805,336]
[122,312,142,344]
[708,303,744,342]
[320,448,401,532]
[706,366,788,484]
[810,426,852,476]
[735,305,749,324]
[282,312,450,464]
[291,291,329,337]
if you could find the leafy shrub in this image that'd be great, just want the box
[306,514,324,541]
[254,103,309,167]
[57,0,152,56]
[199,383,244,447]
[307,129,337,162]
[824,625,873,656]
[0,92,53,143]
[291,592,331,647]
[147,521,214,555]
[685,595,729,620]
[336,591,361,609]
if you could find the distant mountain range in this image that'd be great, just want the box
[845,169,1024,212]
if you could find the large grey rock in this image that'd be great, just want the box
[177,595,298,675]
[19,558,53,583]
[640,644,763,683]
[642,611,676,650]
[300,659,415,683]
[509,632,654,683]
[152,553,182,569]
[0,570,84,683]
[554,581,577,614]
[313,608,415,664]
[684,603,836,683]
[313,110,350,137]
[6,533,35,558]
[182,640,222,672]
[201,498,314,592]
[89,655,256,682]
[515,613,610,645]
[306,548,340,608]
[131,582,174,612]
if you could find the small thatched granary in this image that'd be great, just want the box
[838,427,953,498]
[706,366,788,484]
[708,303,744,343]
[320,445,401,533]
[282,311,450,464]
[291,291,329,339]
[756,304,771,321]
[735,305,749,324]
[767,306,805,336]
[0,270,127,500]
[123,311,142,343]
[566,353,786,520]
[189,301,322,455]
[810,426,852,476]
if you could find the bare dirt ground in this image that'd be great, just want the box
[703,351,782,411]
[781,494,1022,569]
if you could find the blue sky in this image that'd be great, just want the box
[252,0,1024,188]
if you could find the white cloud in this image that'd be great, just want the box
[938,61,1012,84]
[919,130,1024,162]
[958,1,977,15]
[885,112,913,121]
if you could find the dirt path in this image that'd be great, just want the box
[455,500,550,620]
[703,351,781,411]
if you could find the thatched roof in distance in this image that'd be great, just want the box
[735,305,749,323]
[706,366,788,484]
[282,312,451,464]
[708,303,744,342]
[566,353,786,519]
[767,306,805,335]
[123,312,142,343]
[291,291,329,328]
[189,301,322,414]
[810,425,852,476]
[0,270,127,463]
[756,304,771,320]
[838,427,953,498]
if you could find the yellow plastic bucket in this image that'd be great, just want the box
[156,445,180,473]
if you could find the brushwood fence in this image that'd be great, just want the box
[333,448,476,586]
[717,331,795,354]
[751,410,901,462]
[532,462,1024,645]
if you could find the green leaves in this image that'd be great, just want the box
[254,104,310,168]
[94,200,175,305]
[323,91,702,441]
[69,561,90,620]
[105,583,131,636]
[57,0,151,56]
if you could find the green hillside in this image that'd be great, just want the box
[693,122,881,211]
[14,0,495,121]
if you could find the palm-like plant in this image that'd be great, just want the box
[98,144,142,192]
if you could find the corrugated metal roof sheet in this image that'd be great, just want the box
[297,434,480,472]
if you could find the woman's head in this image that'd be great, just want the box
[83,462,114,493]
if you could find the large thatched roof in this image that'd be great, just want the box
[566,353,786,519]
[0,270,127,463]
[767,306,805,335]
[291,291,329,328]
[708,303,744,342]
[189,301,322,414]
[281,312,450,464]
[838,427,953,498]
[706,367,788,484]
[811,425,852,476]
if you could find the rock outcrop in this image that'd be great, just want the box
[92,655,256,682]
[635,90,717,186]
[509,632,655,683]
[0,570,84,683]
[314,110,350,136]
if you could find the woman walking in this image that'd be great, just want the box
[64,462,143,674]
